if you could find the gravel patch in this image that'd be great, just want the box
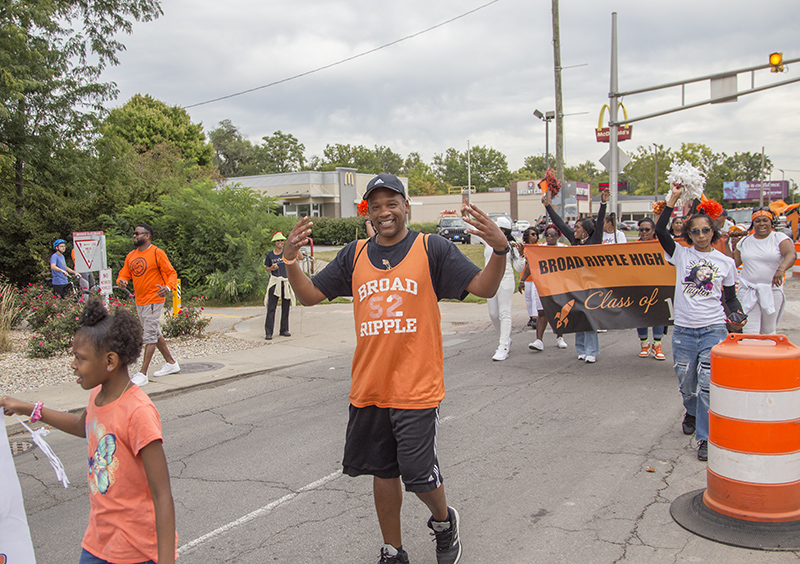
[0,330,263,395]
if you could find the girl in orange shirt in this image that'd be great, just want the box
[1,300,176,564]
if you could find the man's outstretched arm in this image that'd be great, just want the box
[462,203,510,298]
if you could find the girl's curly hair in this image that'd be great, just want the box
[77,300,143,366]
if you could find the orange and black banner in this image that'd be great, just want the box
[525,241,677,334]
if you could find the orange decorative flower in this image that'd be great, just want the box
[357,200,369,216]
[652,201,666,215]
[697,199,723,219]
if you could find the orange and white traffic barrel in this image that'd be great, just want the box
[671,334,800,550]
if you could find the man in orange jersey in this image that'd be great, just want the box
[117,224,180,387]
[282,174,509,564]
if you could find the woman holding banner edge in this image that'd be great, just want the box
[655,184,746,461]
[541,189,609,363]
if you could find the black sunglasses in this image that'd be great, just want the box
[689,227,713,235]
[638,227,652,232]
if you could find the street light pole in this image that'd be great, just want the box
[534,109,558,213]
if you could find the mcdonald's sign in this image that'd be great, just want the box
[596,103,632,143]
[343,171,355,185]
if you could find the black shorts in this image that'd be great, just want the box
[342,404,443,493]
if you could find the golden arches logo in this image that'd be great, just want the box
[343,172,355,185]
[596,102,632,142]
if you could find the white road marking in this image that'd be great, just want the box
[177,470,342,554]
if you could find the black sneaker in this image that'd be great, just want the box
[427,506,462,564]
[682,413,696,435]
[697,440,708,461]
[378,545,409,564]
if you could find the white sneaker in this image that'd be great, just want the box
[578,354,586,361]
[131,372,148,387]
[492,346,509,361]
[585,355,597,363]
[153,362,180,377]
[528,339,544,352]
[556,337,568,349]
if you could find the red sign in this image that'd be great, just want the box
[596,124,632,143]
[599,182,629,192]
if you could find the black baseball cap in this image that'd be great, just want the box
[363,173,407,201]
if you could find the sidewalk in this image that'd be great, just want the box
[4,297,496,431]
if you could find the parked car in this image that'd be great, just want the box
[514,220,531,232]
[621,220,638,230]
[437,216,470,244]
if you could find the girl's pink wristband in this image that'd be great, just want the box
[30,401,43,422]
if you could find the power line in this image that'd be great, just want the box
[184,0,502,109]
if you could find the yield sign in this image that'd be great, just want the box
[72,231,107,272]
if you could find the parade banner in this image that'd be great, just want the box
[525,241,677,334]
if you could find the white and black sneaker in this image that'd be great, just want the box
[378,544,409,563]
[427,506,462,564]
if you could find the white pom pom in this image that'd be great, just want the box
[666,162,706,205]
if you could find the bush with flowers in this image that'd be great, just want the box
[18,283,137,358]
[162,296,210,338]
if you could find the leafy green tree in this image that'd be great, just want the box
[258,130,306,173]
[721,151,773,182]
[403,153,443,195]
[103,94,214,166]
[208,119,258,177]
[0,0,162,217]
[432,145,510,192]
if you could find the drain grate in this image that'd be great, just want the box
[10,440,35,457]
[176,362,224,374]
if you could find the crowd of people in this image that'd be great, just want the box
[24,171,798,562]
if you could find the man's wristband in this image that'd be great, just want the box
[493,245,510,255]
[283,256,297,265]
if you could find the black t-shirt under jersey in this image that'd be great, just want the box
[312,231,481,302]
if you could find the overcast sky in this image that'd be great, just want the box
[101,0,800,185]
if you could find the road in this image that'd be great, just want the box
[12,285,800,563]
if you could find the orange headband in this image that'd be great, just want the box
[752,210,773,220]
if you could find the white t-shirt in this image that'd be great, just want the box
[666,244,737,328]
[602,230,627,244]
[737,231,790,285]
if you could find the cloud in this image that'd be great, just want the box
[102,0,800,182]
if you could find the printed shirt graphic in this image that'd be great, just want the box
[666,244,736,328]
[351,235,444,409]
[82,386,166,564]
[116,244,177,306]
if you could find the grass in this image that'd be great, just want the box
[0,283,22,352]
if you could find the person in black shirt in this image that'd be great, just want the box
[264,232,293,339]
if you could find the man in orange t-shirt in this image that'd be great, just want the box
[117,224,179,387]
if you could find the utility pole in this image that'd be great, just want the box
[759,146,765,207]
[552,0,565,182]
[654,144,658,204]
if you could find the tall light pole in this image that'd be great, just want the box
[534,109,558,216]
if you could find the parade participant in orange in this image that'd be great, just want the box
[281,173,508,564]
[117,224,179,387]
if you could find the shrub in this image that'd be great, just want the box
[162,297,210,338]
[0,283,24,352]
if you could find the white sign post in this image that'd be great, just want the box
[72,231,107,273]
[99,268,113,296]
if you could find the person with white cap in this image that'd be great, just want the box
[484,216,525,361]
[264,231,294,340]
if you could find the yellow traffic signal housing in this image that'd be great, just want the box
[769,52,784,73]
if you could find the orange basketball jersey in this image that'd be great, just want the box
[350,235,444,409]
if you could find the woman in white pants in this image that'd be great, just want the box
[732,208,796,334]
[486,217,525,361]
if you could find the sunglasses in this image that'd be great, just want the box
[638,227,652,232]
[545,232,559,237]
[689,227,713,235]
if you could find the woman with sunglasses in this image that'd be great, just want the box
[541,189,609,363]
[655,185,746,461]
[634,218,666,360]
[519,225,568,351]
[731,208,796,334]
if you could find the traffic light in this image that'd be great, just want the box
[769,52,784,73]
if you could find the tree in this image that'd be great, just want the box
[258,130,306,173]
[208,119,258,177]
[0,0,162,216]
[403,153,442,196]
[103,94,213,166]
[432,145,511,192]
